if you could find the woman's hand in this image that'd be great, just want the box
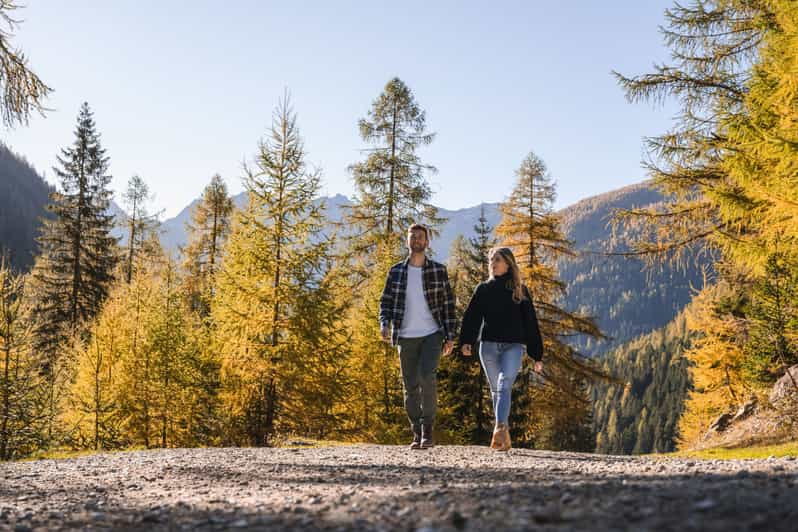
[461,344,472,357]
[533,361,543,373]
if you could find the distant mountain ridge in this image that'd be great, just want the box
[154,191,501,258]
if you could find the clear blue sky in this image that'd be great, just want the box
[4,1,677,218]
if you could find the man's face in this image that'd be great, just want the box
[407,229,428,253]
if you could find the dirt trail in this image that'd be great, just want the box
[1,445,796,531]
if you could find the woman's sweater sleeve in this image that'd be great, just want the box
[458,283,484,346]
[523,289,544,361]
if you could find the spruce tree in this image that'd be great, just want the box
[29,102,118,446]
[438,207,496,444]
[31,102,119,358]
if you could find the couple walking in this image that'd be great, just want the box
[379,224,544,451]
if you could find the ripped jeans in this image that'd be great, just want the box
[479,341,524,426]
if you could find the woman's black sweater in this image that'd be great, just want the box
[458,273,544,361]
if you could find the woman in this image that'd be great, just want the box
[459,247,544,451]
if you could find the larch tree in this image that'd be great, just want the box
[122,175,160,284]
[0,1,51,128]
[344,77,444,258]
[0,260,43,459]
[342,78,444,441]
[212,93,327,445]
[64,280,129,450]
[496,151,606,450]
[182,174,234,317]
[615,1,798,440]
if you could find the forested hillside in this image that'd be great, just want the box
[558,183,712,357]
[591,311,692,454]
[0,144,52,271]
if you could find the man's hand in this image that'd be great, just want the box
[461,344,472,357]
[380,326,391,343]
[533,360,543,374]
[443,340,454,356]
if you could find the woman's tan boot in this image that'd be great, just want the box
[490,425,502,449]
[496,423,511,451]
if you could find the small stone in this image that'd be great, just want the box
[694,499,717,511]
[450,510,467,530]
[141,511,162,523]
[229,519,249,528]
[14,525,32,532]
[90,512,107,522]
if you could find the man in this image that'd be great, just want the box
[379,224,456,450]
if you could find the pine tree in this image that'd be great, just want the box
[122,175,159,284]
[496,151,606,450]
[182,174,234,317]
[0,260,44,459]
[29,102,119,446]
[212,93,326,445]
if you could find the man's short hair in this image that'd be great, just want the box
[407,224,430,240]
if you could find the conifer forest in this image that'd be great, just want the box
[2,0,798,461]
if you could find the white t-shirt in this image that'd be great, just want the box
[399,265,440,338]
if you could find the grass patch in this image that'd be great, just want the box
[660,440,798,460]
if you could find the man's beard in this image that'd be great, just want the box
[410,243,426,253]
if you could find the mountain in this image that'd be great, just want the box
[0,144,53,272]
[556,182,713,356]
[156,191,501,257]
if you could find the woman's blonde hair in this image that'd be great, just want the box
[488,247,527,304]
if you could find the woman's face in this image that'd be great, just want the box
[490,253,509,277]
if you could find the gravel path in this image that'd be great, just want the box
[1,445,797,531]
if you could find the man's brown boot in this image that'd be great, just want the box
[420,424,434,449]
[409,425,422,450]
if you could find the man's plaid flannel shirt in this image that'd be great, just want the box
[379,257,458,346]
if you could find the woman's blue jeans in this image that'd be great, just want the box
[479,341,524,425]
